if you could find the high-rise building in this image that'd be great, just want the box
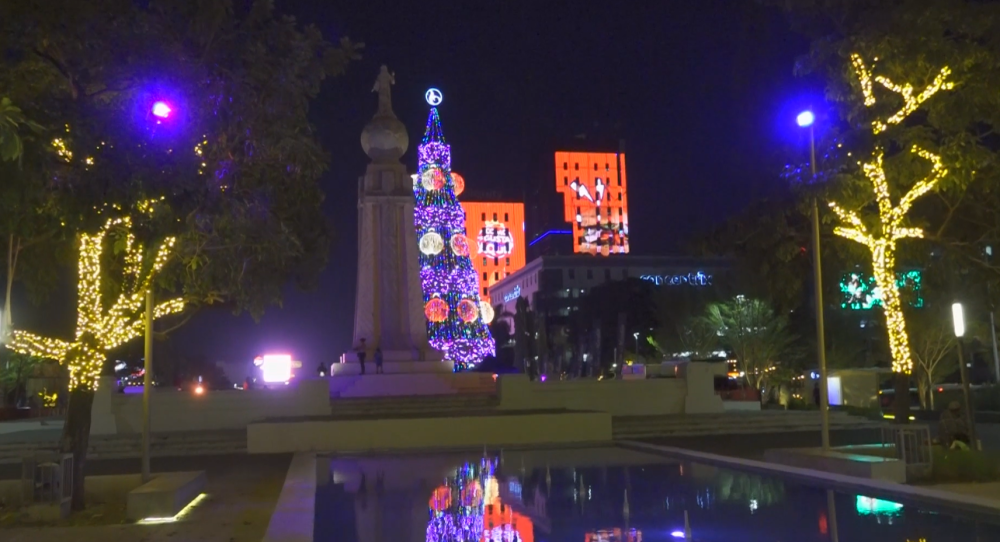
[554,151,630,256]
[461,201,526,298]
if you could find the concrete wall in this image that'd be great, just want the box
[91,378,330,435]
[0,473,143,507]
[497,361,724,416]
[328,372,495,398]
[248,411,612,454]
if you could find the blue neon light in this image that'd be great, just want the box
[528,230,572,247]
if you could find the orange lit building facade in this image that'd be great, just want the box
[554,151,630,256]
[461,201,527,297]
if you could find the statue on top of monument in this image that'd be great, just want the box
[372,65,395,116]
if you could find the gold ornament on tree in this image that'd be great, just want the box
[827,55,954,375]
[6,201,185,390]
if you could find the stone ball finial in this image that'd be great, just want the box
[362,115,409,163]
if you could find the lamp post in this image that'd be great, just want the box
[633,332,639,357]
[952,302,978,448]
[797,110,831,450]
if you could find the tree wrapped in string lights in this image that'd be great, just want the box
[413,100,495,369]
[827,54,954,376]
[7,200,184,391]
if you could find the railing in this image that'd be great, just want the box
[879,424,932,479]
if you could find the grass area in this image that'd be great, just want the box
[0,500,128,527]
[926,447,1000,484]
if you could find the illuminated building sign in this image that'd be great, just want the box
[841,270,922,310]
[478,220,513,258]
[640,272,712,286]
[503,285,521,303]
[461,201,526,297]
[555,151,629,256]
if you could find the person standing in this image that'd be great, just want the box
[357,338,367,375]
[374,347,384,374]
[317,361,327,378]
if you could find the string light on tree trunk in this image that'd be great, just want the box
[6,201,185,390]
[827,55,954,375]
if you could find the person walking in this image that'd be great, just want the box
[374,347,384,374]
[357,338,367,375]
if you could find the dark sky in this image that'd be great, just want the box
[159,0,820,366]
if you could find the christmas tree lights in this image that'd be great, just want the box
[413,103,495,368]
[828,55,953,374]
[7,201,185,390]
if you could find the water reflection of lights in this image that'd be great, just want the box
[749,499,758,513]
[584,528,642,542]
[426,457,534,542]
[856,495,904,525]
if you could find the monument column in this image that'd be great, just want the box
[348,66,443,370]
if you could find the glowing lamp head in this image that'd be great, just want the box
[152,101,172,119]
[796,110,815,127]
[952,302,965,338]
[194,385,204,395]
[261,354,293,383]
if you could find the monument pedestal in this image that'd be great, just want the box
[333,356,452,376]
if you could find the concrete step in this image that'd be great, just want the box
[611,412,885,438]
[0,431,247,464]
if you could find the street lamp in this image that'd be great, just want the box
[151,101,172,119]
[798,109,831,450]
[633,332,639,357]
[952,302,978,447]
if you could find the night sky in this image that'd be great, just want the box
[158,0,820,366]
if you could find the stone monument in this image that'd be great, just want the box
[345,66,444,371]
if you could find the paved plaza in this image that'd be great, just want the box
[0,454,289,542]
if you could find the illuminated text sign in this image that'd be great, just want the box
[640,272,712,286]
[478,220,513,258]
[503,285,521,303]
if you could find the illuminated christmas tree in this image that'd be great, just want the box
[413,96,495,369]
[827,55,954,375]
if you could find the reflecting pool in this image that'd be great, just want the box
[314,447,1000,541]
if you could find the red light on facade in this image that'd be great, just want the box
[554,151,630,256]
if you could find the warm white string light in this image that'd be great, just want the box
[7,201,184,390]
[827,55,954,375]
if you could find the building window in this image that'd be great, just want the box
[605,269,612,280]
[494,272,499,280]
[617,192,622,201]
[505,271,510,277]
[563,176,568,185]
[568,269,575,279]
[505,257,510,265]
[618,207,623,216]
[482,257,487,266]
[605,163,610,170]
[563,162,567,170]
[492,212,497,221]
[481,212,486,220]
[587,269,593,280]
[504,212,509,221]
[593,163,598,171]
[617,176,622,186]
[483,272,487,280]
[574,163,579,170]
[484,286,489,295]
[494,257,498,265]
[483,287,488,296]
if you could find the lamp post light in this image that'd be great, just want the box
[952,302,978,448]
[797,110,831,450]
[633,332,639,357]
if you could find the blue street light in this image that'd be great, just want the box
[796,110,815,127]
[796,107,830,449]
[151,101,172,119]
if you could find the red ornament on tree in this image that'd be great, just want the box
[457,299,479,323]
[424,298,449,322]
[451,172,465,196]
[450,234,470,256]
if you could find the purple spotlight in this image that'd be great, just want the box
[796,110,815,128]
[152,101,172,119]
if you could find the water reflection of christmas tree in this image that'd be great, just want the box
[426,458,534,542]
